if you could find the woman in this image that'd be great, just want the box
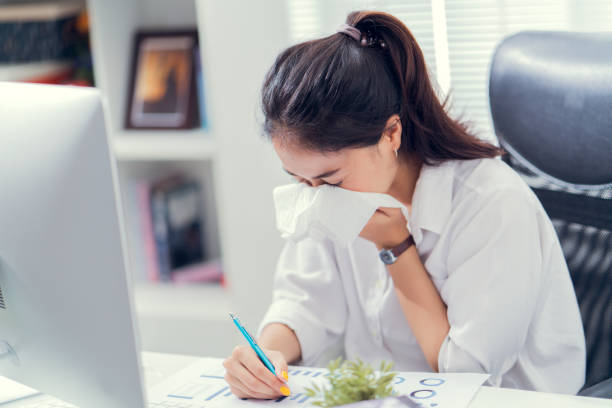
[222,10,585,399]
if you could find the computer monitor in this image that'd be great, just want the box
[0,82,147,408]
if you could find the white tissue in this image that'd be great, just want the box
[273,183,410,246]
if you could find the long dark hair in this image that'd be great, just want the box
[260,10,503,165]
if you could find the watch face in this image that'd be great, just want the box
[379,250,395,265]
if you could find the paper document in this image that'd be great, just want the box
[149,357,489,408]
[0,376,39,404]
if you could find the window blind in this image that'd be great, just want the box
[288,0,612,143]
[287,0,438,81]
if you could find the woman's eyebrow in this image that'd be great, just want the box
[283,168,341,179]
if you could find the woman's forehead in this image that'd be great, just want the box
[273,138,348,177]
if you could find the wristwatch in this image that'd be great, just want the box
[379,235,415,265]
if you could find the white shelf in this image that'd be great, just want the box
[133,281,240,357]
[133,281,229,321]
[112,130,216,161]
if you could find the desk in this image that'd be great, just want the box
[2,352,611,407]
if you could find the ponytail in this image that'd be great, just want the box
[261,10,503,164]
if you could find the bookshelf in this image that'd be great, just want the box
[87,0,291,358]
[112,131,217,161]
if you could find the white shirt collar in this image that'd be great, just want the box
[408,161,455,243]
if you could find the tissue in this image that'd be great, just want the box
[273,183,410,246]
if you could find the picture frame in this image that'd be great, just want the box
[125,30,200,129]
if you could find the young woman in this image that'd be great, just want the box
[222,10,586,399]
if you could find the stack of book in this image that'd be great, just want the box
[0,0,94,85]
[137,174,223,284]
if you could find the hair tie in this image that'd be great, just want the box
[337,23,362,42]
[336,23,387,49]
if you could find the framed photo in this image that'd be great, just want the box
[126,30,199,129]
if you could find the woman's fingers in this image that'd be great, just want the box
[239,347,290,396]
[272,356,290,383]
[223,345,290,399]
[224,355,278,399]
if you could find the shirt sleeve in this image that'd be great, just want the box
[437,187,543,386]
[257,237,348,366]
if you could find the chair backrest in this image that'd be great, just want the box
[489,31,612,389]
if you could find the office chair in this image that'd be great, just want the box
[489,31,612,398]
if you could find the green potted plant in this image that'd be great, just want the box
[304,357,397,407]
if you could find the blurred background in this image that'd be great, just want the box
[1,0,611,359]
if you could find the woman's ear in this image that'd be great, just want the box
[383,114,402,152]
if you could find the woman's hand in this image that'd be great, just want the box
[223,345,291,399]
[359,207,410,250]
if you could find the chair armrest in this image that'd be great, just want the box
[578,377,612,399]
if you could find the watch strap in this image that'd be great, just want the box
[390,235,415,258]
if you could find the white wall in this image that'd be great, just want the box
[196,0,291,327]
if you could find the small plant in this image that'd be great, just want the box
[304,357,397,407]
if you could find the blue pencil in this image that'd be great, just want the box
[229,313,276,375]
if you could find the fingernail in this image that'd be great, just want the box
[280,385,291,396]
[282,370,289,381]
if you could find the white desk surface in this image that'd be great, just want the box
[2,351,611,407]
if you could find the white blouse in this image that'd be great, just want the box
[257,157,586,394]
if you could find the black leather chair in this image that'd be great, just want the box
[489,31,612,398]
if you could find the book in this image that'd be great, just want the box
[0,0,84,63]
[0,1,94,86]
[150,179,172,281]
[148,175,208,282]
[171,258,223,284]
[137,182,161,282]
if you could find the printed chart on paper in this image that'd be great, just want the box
[148,357,488,408]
